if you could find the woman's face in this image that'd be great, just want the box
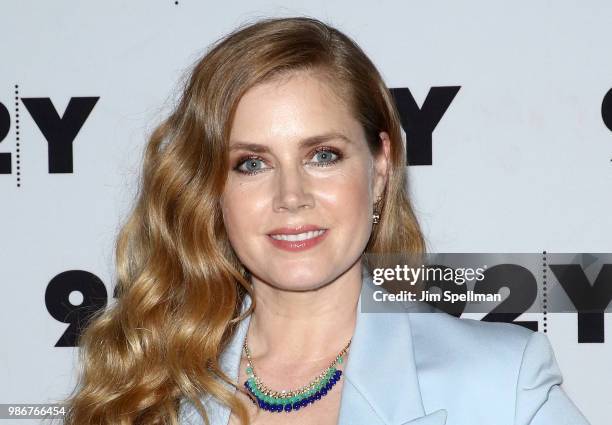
[220,71,389,291]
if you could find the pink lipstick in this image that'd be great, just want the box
[267,225,329,252]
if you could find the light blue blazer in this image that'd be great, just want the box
[180,270,591,425]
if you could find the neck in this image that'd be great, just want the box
[245,261,363,365]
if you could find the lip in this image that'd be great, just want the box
[267,224,327,235]
[267,227,329,252]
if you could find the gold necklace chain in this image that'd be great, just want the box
[243,338,351,398]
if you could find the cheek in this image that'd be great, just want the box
[322,168,372,224]
[220,183,266,237]
[221,202,251,260]
[220,191,244,239]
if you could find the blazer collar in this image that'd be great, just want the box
[210,267,447,425]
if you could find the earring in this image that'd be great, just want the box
[372,195,383,224]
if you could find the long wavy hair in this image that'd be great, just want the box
[60,16,426,425]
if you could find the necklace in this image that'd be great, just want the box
[242,338,351,413]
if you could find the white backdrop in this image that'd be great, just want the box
[1,1,611,424]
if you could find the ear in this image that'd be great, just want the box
[372,131,391,200]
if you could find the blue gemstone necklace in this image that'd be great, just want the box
[242,338,351,413]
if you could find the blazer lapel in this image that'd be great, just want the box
[336,272,447,425]
[181,295,252,425]
[201,294,253,425]
[201,269,447,425]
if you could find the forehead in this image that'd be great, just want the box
[229,71,361,145]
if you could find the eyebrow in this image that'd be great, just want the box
[229,132,353,153]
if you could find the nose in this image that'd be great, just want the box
[272,164,315,212]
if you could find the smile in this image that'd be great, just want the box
[267,229,329,252]
[269,229,326,241]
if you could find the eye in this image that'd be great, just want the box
[234,156,269,175]
[309,147,342,167]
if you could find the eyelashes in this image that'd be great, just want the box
[232,147,343,176]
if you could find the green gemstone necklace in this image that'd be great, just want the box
[243,338,351,413]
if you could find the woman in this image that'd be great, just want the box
[62,17,590,425]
